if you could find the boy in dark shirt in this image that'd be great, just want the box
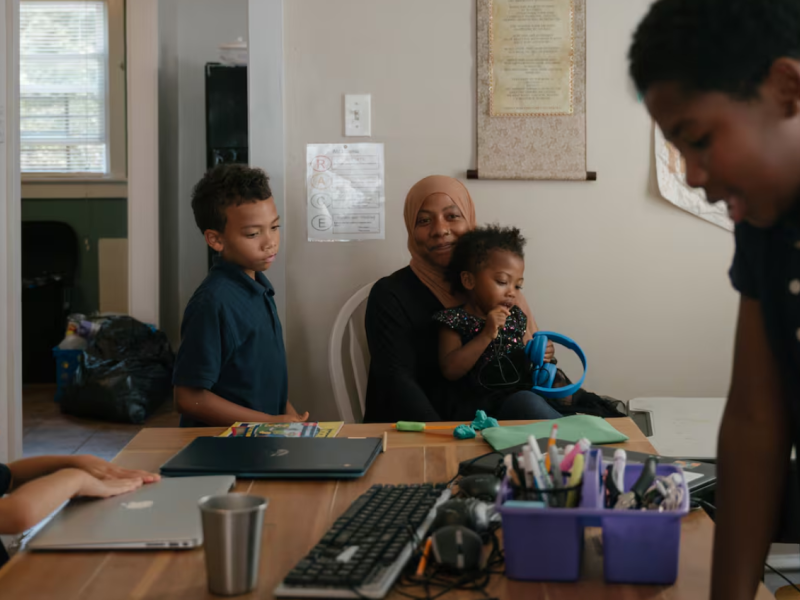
[173,164,308,426]
[629,1,800,597]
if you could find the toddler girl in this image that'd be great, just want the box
[433,225,563,421]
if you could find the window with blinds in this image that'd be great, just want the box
[20,1,109,175]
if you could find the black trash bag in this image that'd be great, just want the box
[61,316,175,424]
[544,369,628,418]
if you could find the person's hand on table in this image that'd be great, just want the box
[254,413,310,424]
[280,412,310,423]
[70,455,161,484]
[70,469,145,498]
[285,401,310,423]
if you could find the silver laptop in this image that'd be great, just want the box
[28,475,235,550]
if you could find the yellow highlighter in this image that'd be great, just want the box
[566,453,585,508]
[393,421,456,432]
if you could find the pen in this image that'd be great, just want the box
[566,453,585,508]
[545,423,558,471]
[560,438,590,472]
[416,537,432,576]
[612,449,626,492]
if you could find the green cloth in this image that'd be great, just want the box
[481,415,629,451]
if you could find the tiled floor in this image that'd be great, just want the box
[23,385,180,461]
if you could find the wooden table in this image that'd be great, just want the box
[0,419,774,599]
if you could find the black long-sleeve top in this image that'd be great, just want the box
[363,266,461,423]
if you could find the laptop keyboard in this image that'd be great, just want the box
[274,483,451,599]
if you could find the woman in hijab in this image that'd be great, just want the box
[363,175,561,423]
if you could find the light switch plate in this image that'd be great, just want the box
[345,94,371,137]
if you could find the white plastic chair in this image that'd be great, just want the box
[328,282,374,423]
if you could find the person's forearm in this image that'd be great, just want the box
[7,456,83,486]
[441,332,493,381]
[0,469,87,534]
[175,387,283,426]
[712,411,791,600]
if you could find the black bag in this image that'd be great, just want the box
[546,369,628,418]
[61,316,175,424]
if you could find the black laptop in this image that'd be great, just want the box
[160,437,383,479]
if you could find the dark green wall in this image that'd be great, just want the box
[21,198,127,314]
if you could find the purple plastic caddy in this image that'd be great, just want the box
[600,459,690,584]
[497,449,689,585]
[496,449,603,582]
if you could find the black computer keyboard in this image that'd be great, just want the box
[274,483,451,599]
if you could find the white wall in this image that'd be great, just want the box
[248,0,286,325]
[281,0,738,420]
[127,0,160,328]
[158,0,248,345]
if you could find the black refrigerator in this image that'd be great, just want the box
[205,63,248,268]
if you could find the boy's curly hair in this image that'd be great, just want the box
[191,164,272,233]
[447,225,526,295]
[629,0,800,99]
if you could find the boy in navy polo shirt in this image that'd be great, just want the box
[173,164,308,427]
[630,1,800,598]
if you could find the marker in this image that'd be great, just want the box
[549,446,564,506]
[612,449,626,492]
[560,438,590,472]
[393,422,456,431]
[566,453,585,508]
[519,447,535,491]
[545,423,558,471]
[527,435,550,488]
[523,444,544,491]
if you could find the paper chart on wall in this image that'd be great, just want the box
[306,143,385,242]
[654,124,733,232]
